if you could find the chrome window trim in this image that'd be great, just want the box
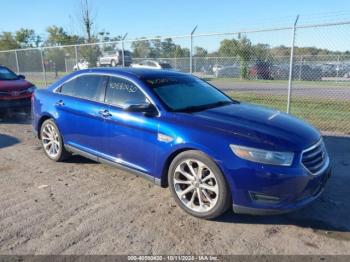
[301,138,329,176]
[53,72,161,117]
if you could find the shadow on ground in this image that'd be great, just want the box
[0,111,31,125]
[217,135,350,235]
[0,134,20,149]
[65,154,97,164]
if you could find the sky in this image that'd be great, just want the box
[1,0,350,51]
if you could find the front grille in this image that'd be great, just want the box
[302,140,328,175]
[0,90,28,96]
[0,90,10,96]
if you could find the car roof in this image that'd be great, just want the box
[48,67,188,90]
[78,67,185,79]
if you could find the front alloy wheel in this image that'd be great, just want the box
[169,150,230,219]
[174,160,219,213]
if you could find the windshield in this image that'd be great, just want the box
[0,67,19,80]
[142,75,234,112]
[160,63,172,69]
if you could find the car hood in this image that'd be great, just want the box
[0,79,33,91]
[176,103,321,151]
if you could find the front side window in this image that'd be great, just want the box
[141,75,233,112]
[60,75,107,102]
[105,77,148,107]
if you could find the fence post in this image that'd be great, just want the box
[190,25,198,74]
[75,45,79,68]
[122,33,128,67]
[287,15,299,114]
[14,50,20,74]
[40,48,48,87]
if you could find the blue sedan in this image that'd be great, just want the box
[32,68,331,219]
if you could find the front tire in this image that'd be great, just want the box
[40,119,70,162]
[168,150,231,219]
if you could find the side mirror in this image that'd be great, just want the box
[124,103,158,117]
[18,75,26,80]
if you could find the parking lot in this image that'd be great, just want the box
[0,113,349,255]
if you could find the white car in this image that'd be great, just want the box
[214,65,240,78]
[73,60,90,71]
[131,60,172,70]
[98,50,132,67]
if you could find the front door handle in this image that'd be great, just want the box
[99,109,112,118]
[55,100,64,106]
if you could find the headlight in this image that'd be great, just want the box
[230,144,294,166]
[27,86,36,93]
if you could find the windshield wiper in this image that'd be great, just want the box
[174,100,234,113]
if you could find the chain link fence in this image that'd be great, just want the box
[0,21,349,135]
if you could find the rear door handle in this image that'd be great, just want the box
[99,109,112,118]
[55,100,64,106]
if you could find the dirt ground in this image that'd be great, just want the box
[0,113,350,255]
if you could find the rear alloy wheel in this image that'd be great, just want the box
[40,119,70,161]
[168,150,230,219]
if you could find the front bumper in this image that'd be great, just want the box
[232,167,331,215]
[225,159,332,215]
[0,97,31,110]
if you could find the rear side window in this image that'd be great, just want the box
[60,75,107,102]
[105,77,147,107]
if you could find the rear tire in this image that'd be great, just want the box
[40,119,70,162]
[168,150,231,219]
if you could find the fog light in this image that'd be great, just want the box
[250,192,281,203]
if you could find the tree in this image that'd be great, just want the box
[0,32,20,51]
[150,38,162,58]
[194,46,208,57]
[76,0,101,66]
[45,26,81,46]
[98,31,122,52]
[43,27,79,71]
[174,46,189,57]
[253,43,271,61]
[160,38,176,58]
[131,39,151,58]
[219,36,252,79]
[15,28,38,48]
[80,0,96,43]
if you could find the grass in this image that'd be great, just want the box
[228,92,350,135]
[207,77,350,87]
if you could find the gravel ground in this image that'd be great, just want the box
[0,113,350,255]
